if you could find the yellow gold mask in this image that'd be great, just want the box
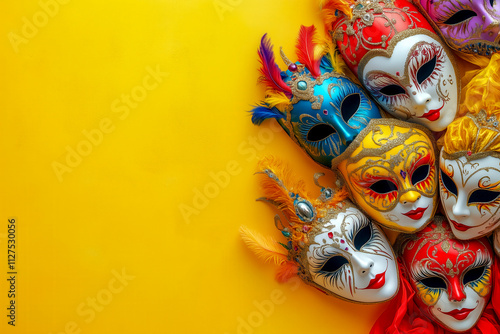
[333,119,438,232]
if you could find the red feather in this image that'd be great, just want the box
[296,25,321,78]
[257,34,292,97]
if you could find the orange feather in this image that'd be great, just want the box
[276,261,299,283]
[239,226,288,266]
[257,157,310,226]
[321,0,354,26]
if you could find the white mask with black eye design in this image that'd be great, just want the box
[440,153,500,239]
[306,207,398,303]
[361,33,458,132]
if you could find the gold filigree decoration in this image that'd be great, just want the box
[332,0,422,67]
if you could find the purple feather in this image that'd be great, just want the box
[258,35,292,97]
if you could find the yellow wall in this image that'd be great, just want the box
[1,1,387,333]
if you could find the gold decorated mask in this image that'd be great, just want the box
[333,119,438,232]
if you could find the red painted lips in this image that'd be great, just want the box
[363,271,386,290]
[450,220,472,232]
[442,307,475,321]
[419,103,444,122]
[403,206,428,220]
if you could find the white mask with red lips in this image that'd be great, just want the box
[361,33,458,132]
[307,206,398,303]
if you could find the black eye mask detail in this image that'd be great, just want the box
[307,124,336,141]
[443,10,477,25]
[320,255,349,273]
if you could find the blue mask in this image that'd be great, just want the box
[251,29,382,168]
[252,58,381,169]
[284,66,380,168]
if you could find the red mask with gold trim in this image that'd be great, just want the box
[325,0,460,132]
[399,218,494,332]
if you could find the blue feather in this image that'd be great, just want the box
[250,105,284,125]
[320,55,333,71]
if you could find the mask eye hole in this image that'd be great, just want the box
[417,56,436,85]
[443,10,477,25]
[306,124,337,142]
[491,0,495,7]
[411,164,430,185]
[419,276,447,290]
[468,189,500,204]
[379,84,406,96]
[369,180,398,194]
[353,224,372,251]
[463,265,486,285]
[440,169,458,196]
[320,255,349,273]
[341,93,361,123]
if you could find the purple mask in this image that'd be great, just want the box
[416,0,500,56]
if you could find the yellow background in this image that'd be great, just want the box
[1,1,389,333]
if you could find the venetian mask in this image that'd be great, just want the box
[414,0,500,57]
[398,218,494,332]
[325,0,460,132]
[440,111,500,239]
[333,118,438,233]
[241,158,399,304]
[251,26,381,169]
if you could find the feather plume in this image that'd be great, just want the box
[323,37,347,75]
[321,0,354,26]
[276,261,299,283]
[326,186,349,208]
[296,25,322,78]
[257,157,310,226]
[258,34,292,97]
[250,105,284,125]
[240,226,288,266]
[314,44,326,63]
[263,90,291,111]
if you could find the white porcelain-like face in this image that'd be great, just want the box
[430,285,487,332]
[306,207,398,303]
[440,153,500,239]
[385,196,435,231]
[361,34,458,132]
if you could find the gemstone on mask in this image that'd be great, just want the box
[297,81,307,90]
[296,201,315,221]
